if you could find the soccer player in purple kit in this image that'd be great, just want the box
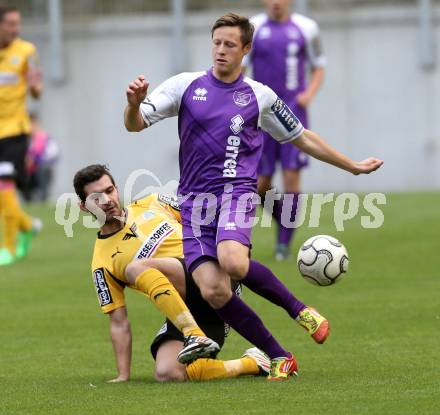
[124,13,383,381]
[243,0,326,260]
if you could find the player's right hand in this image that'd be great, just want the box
[351,158,384,175]
[126,75,149,107]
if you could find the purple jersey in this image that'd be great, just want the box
[244,13,326,105]
[140,69,304,197]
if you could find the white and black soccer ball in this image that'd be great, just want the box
[297,235,349,286]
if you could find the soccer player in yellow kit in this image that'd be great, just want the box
[0,6,43,266]
[74,164,270,382]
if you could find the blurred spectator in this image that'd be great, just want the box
[24,113,60,202]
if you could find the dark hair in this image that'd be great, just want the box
[211,13,254,47]
[73,164,116,202]
[0,5,19,21]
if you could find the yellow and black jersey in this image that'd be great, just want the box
[91,193,182,314]
[0,38,39,139]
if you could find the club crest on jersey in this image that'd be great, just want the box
[193,87,208,101]
[271,98,300,132]
[143,210,155,220]
[93,268,113,306]
[230,114,244,135]
[10,55,21,65]
[233,91,251,107]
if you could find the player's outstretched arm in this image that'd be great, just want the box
[27,67,43,99]
[293,129,383,175]
[107,307,132,383]
[124,75,149,132]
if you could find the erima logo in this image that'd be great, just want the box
[230,114,244,135]
[271,98,300,132]
[123,223,138,240]
[259,27,271,39]
[225,222,237,231]
[193,87,208,101]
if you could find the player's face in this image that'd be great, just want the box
[0,11,21,46]
[264,0,291,21]
[212,26,251,77]
[82,175,122,223]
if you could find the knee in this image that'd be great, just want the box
[154,366,187,383]
[218,254,248,280]
[258,176,272,197]
[199,283,231,309]
[125,260,151,285]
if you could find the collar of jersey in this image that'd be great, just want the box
[207,68,243,89]
[96,208,128,239]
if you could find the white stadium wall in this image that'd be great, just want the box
[23,4,440,199]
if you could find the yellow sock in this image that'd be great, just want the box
[186,357,259,381]
[0,188,31,254]
[18,205,32,232]
[134,268,205,337]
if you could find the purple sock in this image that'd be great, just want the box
[242,260,305,319]
[215,294,288,359]
[277,192,299,246]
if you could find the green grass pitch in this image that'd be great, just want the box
[0,192,439,415]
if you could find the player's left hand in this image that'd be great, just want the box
[26,67,42,87]
[351,158,384,175]
[296,92,312,108]
[107,375,129,383]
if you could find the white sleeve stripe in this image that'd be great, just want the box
[139,71,205,127]
[244,77,304,144]
[291,13,326,68]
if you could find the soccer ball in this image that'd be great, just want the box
[297,235,349,286]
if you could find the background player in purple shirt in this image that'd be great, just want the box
[243,0,326,260]
[124,13,383,381]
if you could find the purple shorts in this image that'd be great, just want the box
[257,104,309,176]
[180,191,257,273]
